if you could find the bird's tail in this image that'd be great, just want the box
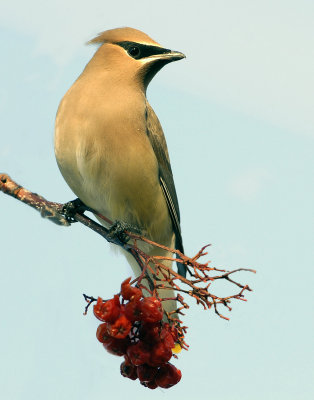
[124,245,177,317]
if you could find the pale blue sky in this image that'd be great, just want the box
[1,1,313,399]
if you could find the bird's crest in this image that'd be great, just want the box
[87,27,161,47]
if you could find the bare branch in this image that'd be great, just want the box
[1,173,255,326]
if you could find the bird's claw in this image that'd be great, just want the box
[62,198,88,222]
[108,220,141,244]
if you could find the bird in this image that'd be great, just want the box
[54,27,186,316]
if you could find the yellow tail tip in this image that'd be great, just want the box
[172,343,182,354]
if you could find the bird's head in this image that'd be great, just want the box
[85,27,185,91]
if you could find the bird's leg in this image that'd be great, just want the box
[62,198,88,222]
[108,220,141,244]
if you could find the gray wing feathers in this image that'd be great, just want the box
[145,102,186,277]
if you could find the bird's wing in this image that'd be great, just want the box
[145,102,186,277]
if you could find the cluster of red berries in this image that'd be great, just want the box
[93,278,182,389]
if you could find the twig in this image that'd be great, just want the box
[0,173,255,323]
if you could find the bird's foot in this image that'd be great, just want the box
[108,220,141,244]
[62,198,88,223]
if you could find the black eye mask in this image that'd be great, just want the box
[116,41,172,60]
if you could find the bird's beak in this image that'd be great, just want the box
[149,50,186,62]
[164,50,186,61]
[142,49,186,88]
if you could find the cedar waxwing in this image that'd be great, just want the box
[54,27,186,314]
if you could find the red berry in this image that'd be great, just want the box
[123,354,132,365]
[161,330,175,350]
[96,323,111,343]
[124,299,142,322]
[121,278,142,301]
[103,337,129,356]
[127,341,150,366]
[93,295,120,323]
[141,380,158,389]
[149,341,172,366]
[93,297,105,321]
[170,326,179,342]
[137,364,158,383]
[162,323,179,342]
[139,322,161,344]
[155,363,182,388]
[107,314,132,339]
[120,361,138,380]
[140,297,163,323]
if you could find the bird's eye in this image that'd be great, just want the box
[128,46,141,59]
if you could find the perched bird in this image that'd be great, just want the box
[54,27,185,315]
